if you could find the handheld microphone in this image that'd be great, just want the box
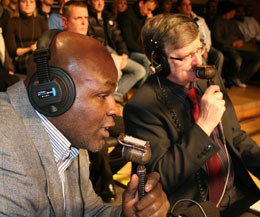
[194,65,216,80]
[118,134,151,199]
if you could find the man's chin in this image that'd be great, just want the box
[87,139,106,152]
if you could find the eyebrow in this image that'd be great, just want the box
[105,80,117,89]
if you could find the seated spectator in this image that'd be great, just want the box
[48,0,70,30]
[4,0,48,75]
[245,4,254,17]
[87,0,146,100]
[37,0,54,20]
[235,4,260,50]
[203,0,219,32]
[153,0,173,15]
[3,0,17,17]
[117,0,158,86]
[123,13,260,217]
[112,0,127,19]
[0,27,19,91]
[212,1,260,88]
[0,1,14,33]
[177,0,224,77]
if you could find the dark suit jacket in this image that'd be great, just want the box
[0,81,121,216]
[123,72,260,212]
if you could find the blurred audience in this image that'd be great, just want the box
[235,4,260,50]
[212,1,260,88]
[4,0,48,75]
[203,0,218,32]
[48,0,70,29]
[4,0,17,16]
[153,0,173,15]
[112,0,127,19]
[37,0,54,20]
[117,0,158,86]
[0,2,8,31]
[87,0,146,100]
[0,27,19,91]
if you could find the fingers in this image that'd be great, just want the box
[122,172,170,217]
[135,180,170,217]
[204,84,220,95]
[145,172,160,192]
[122,174,139,217]
[197,85,226,135]
[123,174,139,201]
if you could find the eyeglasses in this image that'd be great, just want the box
[169,43,206,62]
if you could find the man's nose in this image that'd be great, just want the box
[192,52,203,65]
[107,97,120,117]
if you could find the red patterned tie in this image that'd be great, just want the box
[188,87,224,208]
[188,88,200,121]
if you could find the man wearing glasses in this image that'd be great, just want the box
[177,0,224,78]
[123,14,260,217]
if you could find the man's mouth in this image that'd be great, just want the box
[100,127,110,138]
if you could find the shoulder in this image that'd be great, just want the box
[36,15,46,22]
[88,14,97,25]
[48,12,61,21]
[121,6,135,18]
[125,77,158,110]
[7,17,19,25]
[36,15,48,26]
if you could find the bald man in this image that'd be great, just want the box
[61,1,119,203]
[0,30,170,216]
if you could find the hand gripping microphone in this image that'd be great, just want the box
[118,134,151,199]
[194,65,230,209]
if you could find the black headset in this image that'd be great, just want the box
[28,29,76,117]
[149,14,198,76]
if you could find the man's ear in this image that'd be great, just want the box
[138,0,144,8]
[61,17,68,29]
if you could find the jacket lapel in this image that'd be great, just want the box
[7,81,65,217]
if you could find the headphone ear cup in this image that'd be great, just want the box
[150,52,170,76]
[28,67,76,117]
[160,54,171,76]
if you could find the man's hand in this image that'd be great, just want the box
[196,85,225,136]
[30,42,37,52]
[122,172,170,217]
[120,54,128,69]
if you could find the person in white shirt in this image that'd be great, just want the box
[235,4,260,46]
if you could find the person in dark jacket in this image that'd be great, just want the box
[117,0,158,84]
[123,13,260,217]
[87,0,146,100]
[0,27,19,91]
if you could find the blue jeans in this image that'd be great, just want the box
[208,47,224,76]
[222,48,260,82]
[130,52,151,87]
[106,47,146,100]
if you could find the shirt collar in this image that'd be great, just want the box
[35,111,73,164]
